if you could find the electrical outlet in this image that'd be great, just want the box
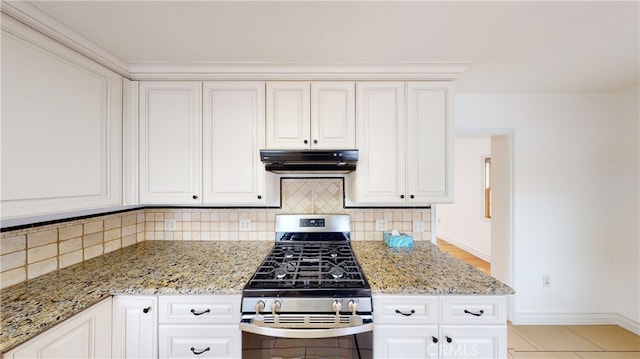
[413,221,425,232]
[542,275,551,288]
[164,219,177,231]
[239,219,251,231]
[375,219,387,231]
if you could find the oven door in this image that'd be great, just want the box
[240,315,373,358]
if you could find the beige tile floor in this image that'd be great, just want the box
[509,323,640,359]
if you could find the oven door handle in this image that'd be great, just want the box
[239,321,373,339]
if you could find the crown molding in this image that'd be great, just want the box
[1,1,130,77]
[127,62,470,81]
[1,2,470,81]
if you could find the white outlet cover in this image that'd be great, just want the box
[412,221,425,232]
[164,219,177,231]
[375,219,387,231]
[239,219,251,231]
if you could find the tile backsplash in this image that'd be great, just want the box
[0,178,430,288]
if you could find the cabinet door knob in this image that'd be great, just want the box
[400,195,405,199]
[257,195,262,200]
[313,139,318,144]
[432,336,438,343]
[192,195,198,200]
[303,139,308,144]
[410,194,415,199]
[142,307,151,314]
[446,336,453,343]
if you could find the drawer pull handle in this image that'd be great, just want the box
[142,307,151,314]
[190,308,211,316]
[446,336,453,343]
[432,336,438,343]
[190,347,210,355]
[464,309,485,317]
[395,309,415,317]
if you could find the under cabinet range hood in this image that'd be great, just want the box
[260,149,358,173]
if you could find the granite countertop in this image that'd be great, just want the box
[351,241,514,295]
[0,240,513,354]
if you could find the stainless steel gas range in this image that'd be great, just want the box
[240,214,373,359]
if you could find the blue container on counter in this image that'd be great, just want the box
[383,232,414,248]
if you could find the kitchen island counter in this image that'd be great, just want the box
[1,240,512,354]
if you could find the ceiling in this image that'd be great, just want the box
[22,1,640,93]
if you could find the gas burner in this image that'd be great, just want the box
[328,266,345,279]
[284,250,295,259]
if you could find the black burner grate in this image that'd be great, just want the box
[246,241,367,290]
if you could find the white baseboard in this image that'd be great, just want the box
[512,311,640,335]
[436,233,491,262]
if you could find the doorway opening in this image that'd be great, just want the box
[434,131,513,287]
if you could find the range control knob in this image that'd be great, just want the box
[271,300,281,316]
[332,299,342,315]
[255,300,265,314]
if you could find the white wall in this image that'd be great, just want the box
[437,136,492,261]
[455,91,639,332]
[608,87,639,330]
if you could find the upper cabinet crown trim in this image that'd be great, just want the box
[1,2,469,81]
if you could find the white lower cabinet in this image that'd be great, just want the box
[438,326,506,359]
[373,295,507,359]
[112,296,158,359]
[157,295,242,359]
[4,298,112,359]
[374,325,439,359]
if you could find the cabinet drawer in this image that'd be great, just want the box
[158,295,241,324]
[158,325,241,358]
[440,296,506,325]
[373,295,438,324]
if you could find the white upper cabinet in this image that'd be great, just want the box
[266,81,355,149]
[1,14,123,220]
[139,81,202,204]
[202,81,266,204]
[138,81,271,206]
[406,82,453,203]
[310,82,356,149]
[348,81,453,205]
[350,82,406,204]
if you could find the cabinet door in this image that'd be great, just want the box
[439,325,507,359]
[5,298,112,359]
[158,325,241,359]
[350,82,406,205]
[406,82,453,203]
[203,82,266,204]
[1,15,122,219]
[112,296,157,359]
[139,81,202,204]
[310,81,356,149]
[265,81,311,149]
[374,325,439,359]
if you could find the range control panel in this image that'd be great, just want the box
[300,218,325,227]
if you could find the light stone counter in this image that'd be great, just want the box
[0,241,274,354]
[351,240,514,295]
[1,240,513,354]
